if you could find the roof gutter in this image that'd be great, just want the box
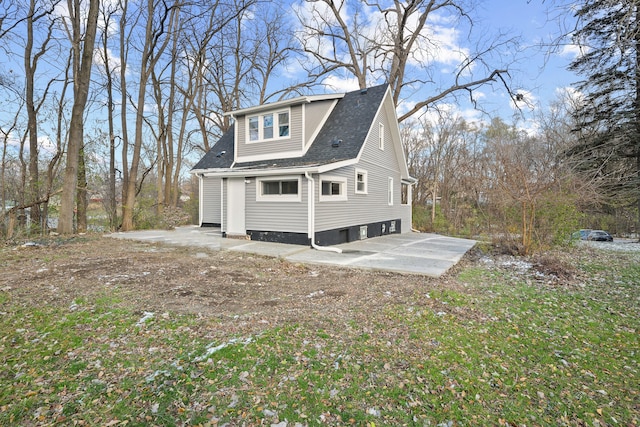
[195,157,360,179]
[402,177,418,184]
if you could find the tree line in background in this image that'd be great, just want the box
[0,0,638,255]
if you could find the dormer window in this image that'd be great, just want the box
[278,112,289,137]
[247,109,290,142]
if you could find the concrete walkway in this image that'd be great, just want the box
[105,226,476,277]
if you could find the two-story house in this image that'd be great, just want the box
[191,84,415,246]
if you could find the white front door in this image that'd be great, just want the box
[226,177,246,236]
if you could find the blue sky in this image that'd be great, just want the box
[441,0,580,128]
[288,0,580,131]
[0,0,580,158]
[420,0,579,127]
[479,1,578,113]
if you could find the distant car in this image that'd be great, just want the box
[587,230,613,242]
[572,229,592,240]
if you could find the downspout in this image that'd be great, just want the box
[198,173,204,226]
[305,171,342,253]
[220,178,225,235]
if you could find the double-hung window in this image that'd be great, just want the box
[247,110,290,142]
[263,114,274,139]
[278,112,289,137]
[249,116,259,141]
[355,169,367,194]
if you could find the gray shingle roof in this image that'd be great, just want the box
[191,125,235,170]
[192,83,388,172]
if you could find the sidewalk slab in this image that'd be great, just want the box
[105,226,476,277]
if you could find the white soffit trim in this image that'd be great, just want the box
[202,166,319,178]
[199,159,357,178]
[224,93,345,118]
[354,87,389,163]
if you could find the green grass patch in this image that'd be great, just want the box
[1,248,638,426]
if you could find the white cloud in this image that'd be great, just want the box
[292,0,349,62]
[3,130,21,149]
[510,89,536,112]
[321,75,361,93]
[2,132,58,156]
[555,85,581,101]
[402,11,470,69]
[38,135,58,155]
[93,47,122,75]
[559,43,583,58]
[515,118,541,137]
[551,85,583,113]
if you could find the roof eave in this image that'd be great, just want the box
[224,93,345,118]
[201,165,321,178]
[196,158,358,178]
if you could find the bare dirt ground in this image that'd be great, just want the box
[2,235,474,335]
[2,235,637,337]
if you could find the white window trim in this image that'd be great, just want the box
[256,176,301,202]
[246,108,291,143]
[388,177,394,206]
[319,175,348,202]
[355,168,368,194]
[379,122,385,150]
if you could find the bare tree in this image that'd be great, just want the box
[24,0,61,230]
[95,0,119,230]
[0,105,22,234]
[58,0,100,234]
[482,118,571,254]
[187,0,303,154]
[402,113,481,234]
[120,0,180,231]
[295,0,519,121]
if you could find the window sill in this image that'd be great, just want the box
[319,196,348,202]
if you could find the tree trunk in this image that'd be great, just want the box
[58,0,100,234]
[76,146,87,233]
[24,0,41,231]
[431,184,437,224]
[119,0,130,231]
[121,0,178,231]
[101,5,118,231]
[635,3,640,240]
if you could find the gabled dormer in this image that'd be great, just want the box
[226,93,344,164]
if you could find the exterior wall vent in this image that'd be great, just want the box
[359,225,368,240]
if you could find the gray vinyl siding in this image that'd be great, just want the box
[235,105,304,159]
[315,104,405,232]
[304,100,335,147]
[202,177,221,224]
[244,175,308,233]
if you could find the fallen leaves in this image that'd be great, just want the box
[1,237,639,425]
